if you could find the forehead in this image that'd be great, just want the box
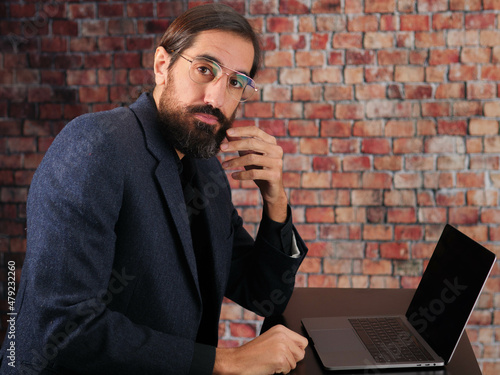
[184,30,254,76]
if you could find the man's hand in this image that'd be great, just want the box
[213,324,308,375]
[221,126,288,223]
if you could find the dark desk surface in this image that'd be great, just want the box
[262,288,481,375]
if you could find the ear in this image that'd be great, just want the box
[154,47,171,86]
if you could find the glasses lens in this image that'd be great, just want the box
[188,57,257,102]
[190,58,220,84]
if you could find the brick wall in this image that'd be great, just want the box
[1,0,500,372]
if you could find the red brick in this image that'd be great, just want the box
[418,208,447,223]
[53,20,78,36]
[364,32,394,49]
[331,173,361,188]
[292,86,321,102]
[262,86,290,102]
[98,3,124,17]
[244,103,273,118]
[405,155,433,170]
[355,84,386,100]
[109,20,135,36]
[344,67,364,83]
[482,65,500,81]
[279,0,310,14]
[366,101,412,118]
[480,30,500,46]
[267,17,295,32]
[317,15,346,31]
[421,102,451,117]
[321,121,351,137]
[346,50,376,65]
[436,191,466,206]
[69,4,95,18]
[401,15,430,31]
[275,102,303,119]
[79,86,108,103]
[306,207,334,223]
[429,49,460,65]
[405,84,432,99]
[374,156,403,170]
[264,51,293,67]
[312,67,342,83]
[465,14,496,29]
[394,173,423,188]
[415,32,446,48]
[348,16,378,32]
[484,103,500,118]
[433,13,463,30]
[313,156,340,171]
[363,172,392,188]
[335,103,364,120]
[324,85,353,101]
[457,172,485,188]
[305,103,333,119]
[450,0,482,11]
[343,156,371,171]
[284,155,310,171]
[67,70,97,86]
[460,47,491,64]
[229,322,256,338]
[418,0,448,11]
[361,138,391,154]
[381,15,397,31]
[281,35,307,50]
[449,65,477,81]
[438,119,467,135]
[365,67,394,82]
[450,207,480,224]
[126,3,153,17]
[380,241,410,258]
[302,172,331,188]
[328,51,344,65]
[365,0,396,13]
[467,83,496,100]
[311,33,330,49]
[353,120,383,137]
[436,83,465,99]
[300,138,329,154]
[332,33,362,49]
[311,0,342,13]
[395,66,424,82]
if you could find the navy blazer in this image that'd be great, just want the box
[0,93,307,374]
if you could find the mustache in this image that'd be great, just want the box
[187,105,228,124]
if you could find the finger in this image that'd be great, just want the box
[274,325,309,350]
[222,137,283,158]
[223,153,279,170]
[227,126,277,145]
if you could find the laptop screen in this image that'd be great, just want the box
[405,225,496,363]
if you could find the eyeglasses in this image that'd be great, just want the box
[175,53,258,103]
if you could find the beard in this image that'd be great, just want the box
[156,80,236,159]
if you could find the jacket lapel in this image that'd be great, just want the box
[129,93,201,300]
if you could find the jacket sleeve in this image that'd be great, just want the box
[224,194,308,318]
[14,115,196,375]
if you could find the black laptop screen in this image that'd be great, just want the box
[405,224,496,362]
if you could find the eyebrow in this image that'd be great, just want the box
[198,53,251,78]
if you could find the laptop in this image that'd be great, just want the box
[302,224,496,371]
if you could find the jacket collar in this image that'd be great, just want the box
[129,92,201,301]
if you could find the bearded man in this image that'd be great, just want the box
[0,4,308,375]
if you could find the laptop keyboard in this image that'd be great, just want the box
[349,317,435,363]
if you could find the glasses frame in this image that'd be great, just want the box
[174,52,258,103]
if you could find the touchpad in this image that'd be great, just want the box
[310,329,363,353]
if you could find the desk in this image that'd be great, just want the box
[262,288,481,375]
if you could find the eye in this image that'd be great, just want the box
[229,75,246,90]
[192,60,217,82]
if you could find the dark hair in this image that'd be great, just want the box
[158,4,261,78]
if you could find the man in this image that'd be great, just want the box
[0,4,308,374]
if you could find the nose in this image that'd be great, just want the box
[203,74,228,109]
